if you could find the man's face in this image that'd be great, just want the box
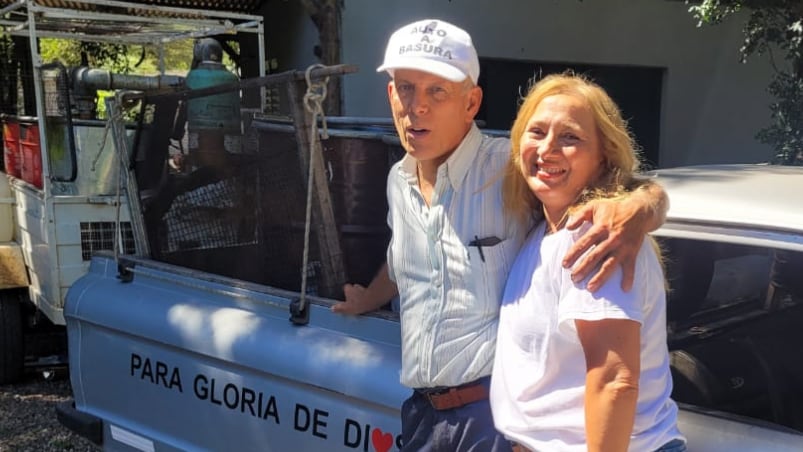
[387,69,482,166]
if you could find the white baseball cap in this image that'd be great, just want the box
[377,19,480,84]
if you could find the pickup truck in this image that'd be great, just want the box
[58,244,803,452]
[58,91,803,452]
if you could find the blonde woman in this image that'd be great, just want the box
[490,74,685,452]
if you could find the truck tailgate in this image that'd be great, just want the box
[65,255,407,451]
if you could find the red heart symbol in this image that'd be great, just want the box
[371,428,393,452]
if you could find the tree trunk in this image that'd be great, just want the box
[301,0,342,115]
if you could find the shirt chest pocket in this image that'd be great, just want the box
[467,238,517,313]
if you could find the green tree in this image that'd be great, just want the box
[38,39,195,118]
[690,0,803,165]
[39,39,194,74]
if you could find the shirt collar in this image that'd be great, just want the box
[398,123,483,191]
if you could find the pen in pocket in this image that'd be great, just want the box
[468,236,502,262]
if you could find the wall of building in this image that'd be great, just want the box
[337,0,775,167]
[258,0,320,114]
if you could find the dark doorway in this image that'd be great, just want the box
[477,58,664,169]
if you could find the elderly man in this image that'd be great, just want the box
[333,19,667,452]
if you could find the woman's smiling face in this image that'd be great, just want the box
[519,93,606,220]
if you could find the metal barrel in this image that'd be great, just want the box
[251,118,400,291]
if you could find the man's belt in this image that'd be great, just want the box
[422,382,489,410]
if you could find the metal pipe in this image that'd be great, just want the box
[73,67,184,92]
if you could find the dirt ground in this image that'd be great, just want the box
[0,370,98,452]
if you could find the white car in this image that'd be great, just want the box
[650,164,803,451]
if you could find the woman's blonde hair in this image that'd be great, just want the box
[501,73,642,226]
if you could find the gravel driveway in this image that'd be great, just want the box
[0,370,98,452]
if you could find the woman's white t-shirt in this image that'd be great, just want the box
[490,222,684,452]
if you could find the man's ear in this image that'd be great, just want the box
[387,80,395,104]
[466,85,483,122]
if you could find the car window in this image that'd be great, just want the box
[658,237,803,432]
[662,238,773,325]
[706,252,769,311]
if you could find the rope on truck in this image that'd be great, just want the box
[298,64,330,310]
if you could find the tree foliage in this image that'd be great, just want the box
[38,39,195,117]
[690,0,803,164]
[39,39,194,75]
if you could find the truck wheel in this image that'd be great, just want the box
[0,290,24,384]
